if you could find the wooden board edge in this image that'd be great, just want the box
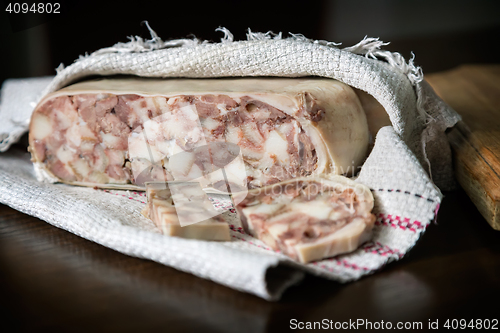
[448,125,500,230]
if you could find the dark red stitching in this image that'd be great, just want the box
[229,224,246,235]
[208,197,236,213]
[99,189,146,204]
[375,213,425,232]
[312,262,336,272]
[372,188,435,203]
[336,259,370,271]
[434,203,441,216]
[363,241,403,258]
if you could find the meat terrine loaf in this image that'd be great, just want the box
[235,176,376,263]
[29,77,369,189]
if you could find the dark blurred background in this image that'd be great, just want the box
[1,0,499,86]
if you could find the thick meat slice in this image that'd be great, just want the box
[235,176,376,263]
[142,182,231,241]
[29,77,369,190]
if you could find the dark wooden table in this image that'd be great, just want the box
[1,186,499,332]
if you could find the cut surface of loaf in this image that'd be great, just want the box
[29,77,369,190]
[236,176,376,263]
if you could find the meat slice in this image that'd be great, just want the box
[142,182,231,241]
[29,77,369,190]
[235,176,376,263]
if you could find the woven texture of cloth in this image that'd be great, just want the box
[0,30,459,300]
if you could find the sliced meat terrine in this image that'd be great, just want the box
[235,176,376,263]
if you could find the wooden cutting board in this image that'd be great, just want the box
[426,65,500,230]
